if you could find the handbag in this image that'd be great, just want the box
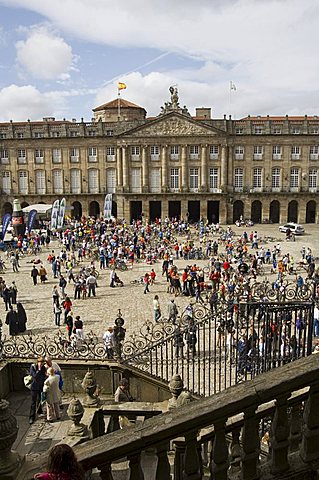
[24,374,32,390]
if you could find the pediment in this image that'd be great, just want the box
[120,113,223,138]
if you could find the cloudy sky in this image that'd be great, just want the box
[0,0,318,122]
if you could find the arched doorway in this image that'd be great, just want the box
[2,202,13,216]
[89,201,100,218]
[21,201,29,209]
[233,200,244,223]
[72,201,82,219]
[251,200,262,223]
[306,201,316,223]
[288,201,298,223]
[270,200,280,224]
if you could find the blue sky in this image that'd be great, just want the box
[1,0,319,122]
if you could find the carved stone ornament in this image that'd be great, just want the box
[67,398,89,438]
[81,370,100,407]
[168,374,193,410]
[129,116,216,137]
[0,399,21,478]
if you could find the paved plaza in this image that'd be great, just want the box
[1,224,319,344]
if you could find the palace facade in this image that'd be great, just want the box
[0,88,319,224]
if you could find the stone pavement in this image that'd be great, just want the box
[0,224,318,343]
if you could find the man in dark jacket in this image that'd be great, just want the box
[31,266,39,286]
[29,357,47,424]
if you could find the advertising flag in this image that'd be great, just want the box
[27,209,37,233]
[57,197,66,229]
[103,194,112,220]
[50,199,60,230]
[1,213,11,240]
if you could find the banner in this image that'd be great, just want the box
[1,213,12,240]
[50,199,60,230]
[27,209,37,233]
[57,197,66,229]
[103,194,112,220]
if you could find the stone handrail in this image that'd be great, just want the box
[19,354,319,479]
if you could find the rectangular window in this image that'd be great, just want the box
[170,168,179,189]
[1,171,11,194]
[52,148,62,163]
[51,131,60,137]
[131,146,140,160]
[272,145,282,159]
[290,168,299,188]
[170,145,179,160]
[235,128,243,135]
[310,145,318,160]
[69,131,78,137]
[311,128,319,134]
[88,130,96,137]
[272,168,281,189]
[106,168,116,193]
[53,170,63,194]
[35,149,44,163]
[309,169,317,189]
[0,149,9,164]
[273,127,282,135]
[34,132,44,138]
[17,132,24,139]
[36,170,46,194]
[209,168,219,191]
[253,146,263,160]
[253,167,262,188]
[190,145,199,160]
[70,148,79,162]
[106,146,116,161]
[254,126,263,135]
[88,169,99,193]
[18,171,28,194]
[292,127,300,134]
[150,146,160,160]
[70,169,81,193]
[234,168,243,190]
[88,146,97,162]
[235,146,244,160]
[291,146,301,159]
[189,167,199,190]
[150,168,161,193]
[17,149,26,163]
[106,130,113,136]
[0,133,6,139]
[131,167,141,193]
[209,145,219,160]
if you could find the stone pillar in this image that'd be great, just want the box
[181,145,188,191]
[161,145,167,192]
[220,146,227,192]
[142,146,149,193]
[227,146,233,192]
[181,198,188,219]
[116,147,123,190]
[162,200,169,220]
[280,201,288,224]
[200,145,207,192]
[142,199,150,222]
[122,146,129,192]
[200,199,207,220]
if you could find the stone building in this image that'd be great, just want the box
[0,87,319,224]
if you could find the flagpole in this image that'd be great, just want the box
[117,89,120,121]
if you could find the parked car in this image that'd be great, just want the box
[279,223,305,235]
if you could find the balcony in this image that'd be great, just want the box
[309,187,317,193]
[170,154,179,161]
[131,155,140,161]
[88,156,97,163]
[209,188,222,193]
[310,154,318,160]
[290,186,300,192]
[272,187,281,192]
[235,153,244,160]
[234,187,243,192]
[272,154,282,160]
[209,153,219,160]
[35,157,44,164]
[253,154,263,160]
[151,154,160,161]
[106,155,115,162]
[189,153,199,160]
[291,154,300,160]
[1,157,9,164]
[70,156,79,163]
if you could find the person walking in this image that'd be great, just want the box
[167,299,178,324]
[153,295,161,322]
[143,273,150,294]
[39,265,47,283]
[43,367,61,422]
[31,265,39,286]
[53,302,62,327]
[29,357,47,424]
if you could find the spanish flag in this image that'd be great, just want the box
[118,82,127,91]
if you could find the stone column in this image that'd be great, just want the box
[142,146,149,193]
[116,147,123,190]
[122,146,129,192]
[181,145,188,191]
[220,146,227,192]
[161,145,167,192]
[227,146,233,192]
[142,199,150,222]
[200,145,207,192]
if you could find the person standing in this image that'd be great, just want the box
[114,378,133,402]
[29,357,47,424]
[17,302,27,333]
[53,302,62,327]
[103,327,115,358]
[153,295,161,322]
[143,273,150,294]
[10,281,18,305]
[31,266,39,286]
[66,312,74,340]
[74,315,84,340]
[62,296,72,323]
[86,274,97,297]
[5,305,19,335]
[39,264,47,283]
[43,367,61,422]
[167,299,178,324]
[2,284,11,311]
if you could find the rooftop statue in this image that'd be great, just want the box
[159,86,190,116]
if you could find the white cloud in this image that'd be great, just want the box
[15,24,73,80]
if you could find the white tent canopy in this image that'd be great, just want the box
[22,204,52,214]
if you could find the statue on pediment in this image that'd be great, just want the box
[159,86,190,117]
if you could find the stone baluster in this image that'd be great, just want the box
[242,406,260,480]
[184,430,201,480]
[116,146,123,190]
[156,441,171,480]
[289,403,302,452]
[200,145,207,192]
[270,394,290,474]
[99,461,114,480]
[128,452,144,480]
[300,383,319,462]
[229,427,241,476]
[142,146,148,193]
[211,419,229,480]
[0,399,20,480]
[181,145,188,191]
[161,145,167,192]
[173,438,186,480]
